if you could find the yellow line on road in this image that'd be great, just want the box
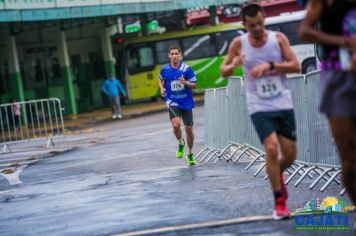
[113,215,277,236]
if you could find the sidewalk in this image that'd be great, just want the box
[64,94,204,131]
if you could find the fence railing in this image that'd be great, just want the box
[0,98,65,153]
[197,71,344,195]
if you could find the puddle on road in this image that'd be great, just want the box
[0,165,27,185]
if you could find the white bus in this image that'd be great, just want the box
[265,10,317,74]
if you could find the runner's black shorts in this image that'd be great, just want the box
[168,106,193,126]
[250,109,296,143]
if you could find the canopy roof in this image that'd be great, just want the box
[0,0,247,22]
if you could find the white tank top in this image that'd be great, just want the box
[241,31,293,115]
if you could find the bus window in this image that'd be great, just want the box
[182,34,216,60]
[264,11,317,74]
[155,39,180,64]
[266,21,302,45]
[139,47,154,67]
[127,45,155,74]
[215,30,245,55]
[279,21,302,45]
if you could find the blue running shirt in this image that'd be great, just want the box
[159,62,197,110]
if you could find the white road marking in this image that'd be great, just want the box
[113,215,280,236]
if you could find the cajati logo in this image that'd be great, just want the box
[294,197,355,231]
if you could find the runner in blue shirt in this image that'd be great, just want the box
[158,45,197,165]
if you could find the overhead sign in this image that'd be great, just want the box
[0,0,171,10]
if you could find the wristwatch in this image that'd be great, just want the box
[268,61,275,70]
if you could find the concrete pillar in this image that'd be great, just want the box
[140,14,148,36]
[5,35,27,124]
[57,31,77,115]
[78,46,93,110]
[179,10,187,30]
[100,27,116,78]
[5,35,24,102]
[209,6,219,26]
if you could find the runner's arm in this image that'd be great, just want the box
[158,74,166,97]
[179,67,197,89]
[220,37,243,77]
[249,33,300,78]
[299,0,355,49]
[184,80,197,89]
[275,32,301,74]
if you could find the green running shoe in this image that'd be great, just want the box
[176,139,185,158]
[186,153,196,166]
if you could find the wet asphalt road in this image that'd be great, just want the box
[0,106,354,236]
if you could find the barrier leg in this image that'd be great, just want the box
[309,167,333,190]
[47,138,55,148]
[213,152,230,164]
[216,144,233,158]
[245,154,264,171]
[340,188,346,196]
[196,147,209,159]
[289,163,314,180]
[3,143,11,153]
[294,166,316,187]
[226,146,245,162]
[320,170,342,192]
[254,162,266,177]
[325,171,341,185]
[198,149,215,163]
[204,150,220,164]
[285,165,306,184]
[232,147,250,163]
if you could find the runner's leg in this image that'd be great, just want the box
[328,117,356,205]
[263,132,282,192]
[278,136,296,173]
[169,107,182,141]
[182,109,194,153]
[185,125,194,153]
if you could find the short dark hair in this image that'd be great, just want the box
[240,3,264,22]
[168,45,181,53]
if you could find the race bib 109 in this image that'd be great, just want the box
[256,76,283,98]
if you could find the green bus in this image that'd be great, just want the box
[123,23,245,100]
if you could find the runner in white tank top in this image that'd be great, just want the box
[220,3,301,220]
[241,30,294,115]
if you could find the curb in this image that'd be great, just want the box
[64,99,204,131]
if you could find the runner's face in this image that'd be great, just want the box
[168,49,181,65]
[244,12,265,40]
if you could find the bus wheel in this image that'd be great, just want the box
[302,58,317,74]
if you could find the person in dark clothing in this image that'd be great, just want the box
[299,0,356,205]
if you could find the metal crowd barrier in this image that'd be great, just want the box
[197,72,345,195]
[0,98,65,153]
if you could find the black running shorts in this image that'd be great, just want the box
[250,109,296,143]
[168,106,193,126]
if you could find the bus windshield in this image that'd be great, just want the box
[266,21,301,45]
